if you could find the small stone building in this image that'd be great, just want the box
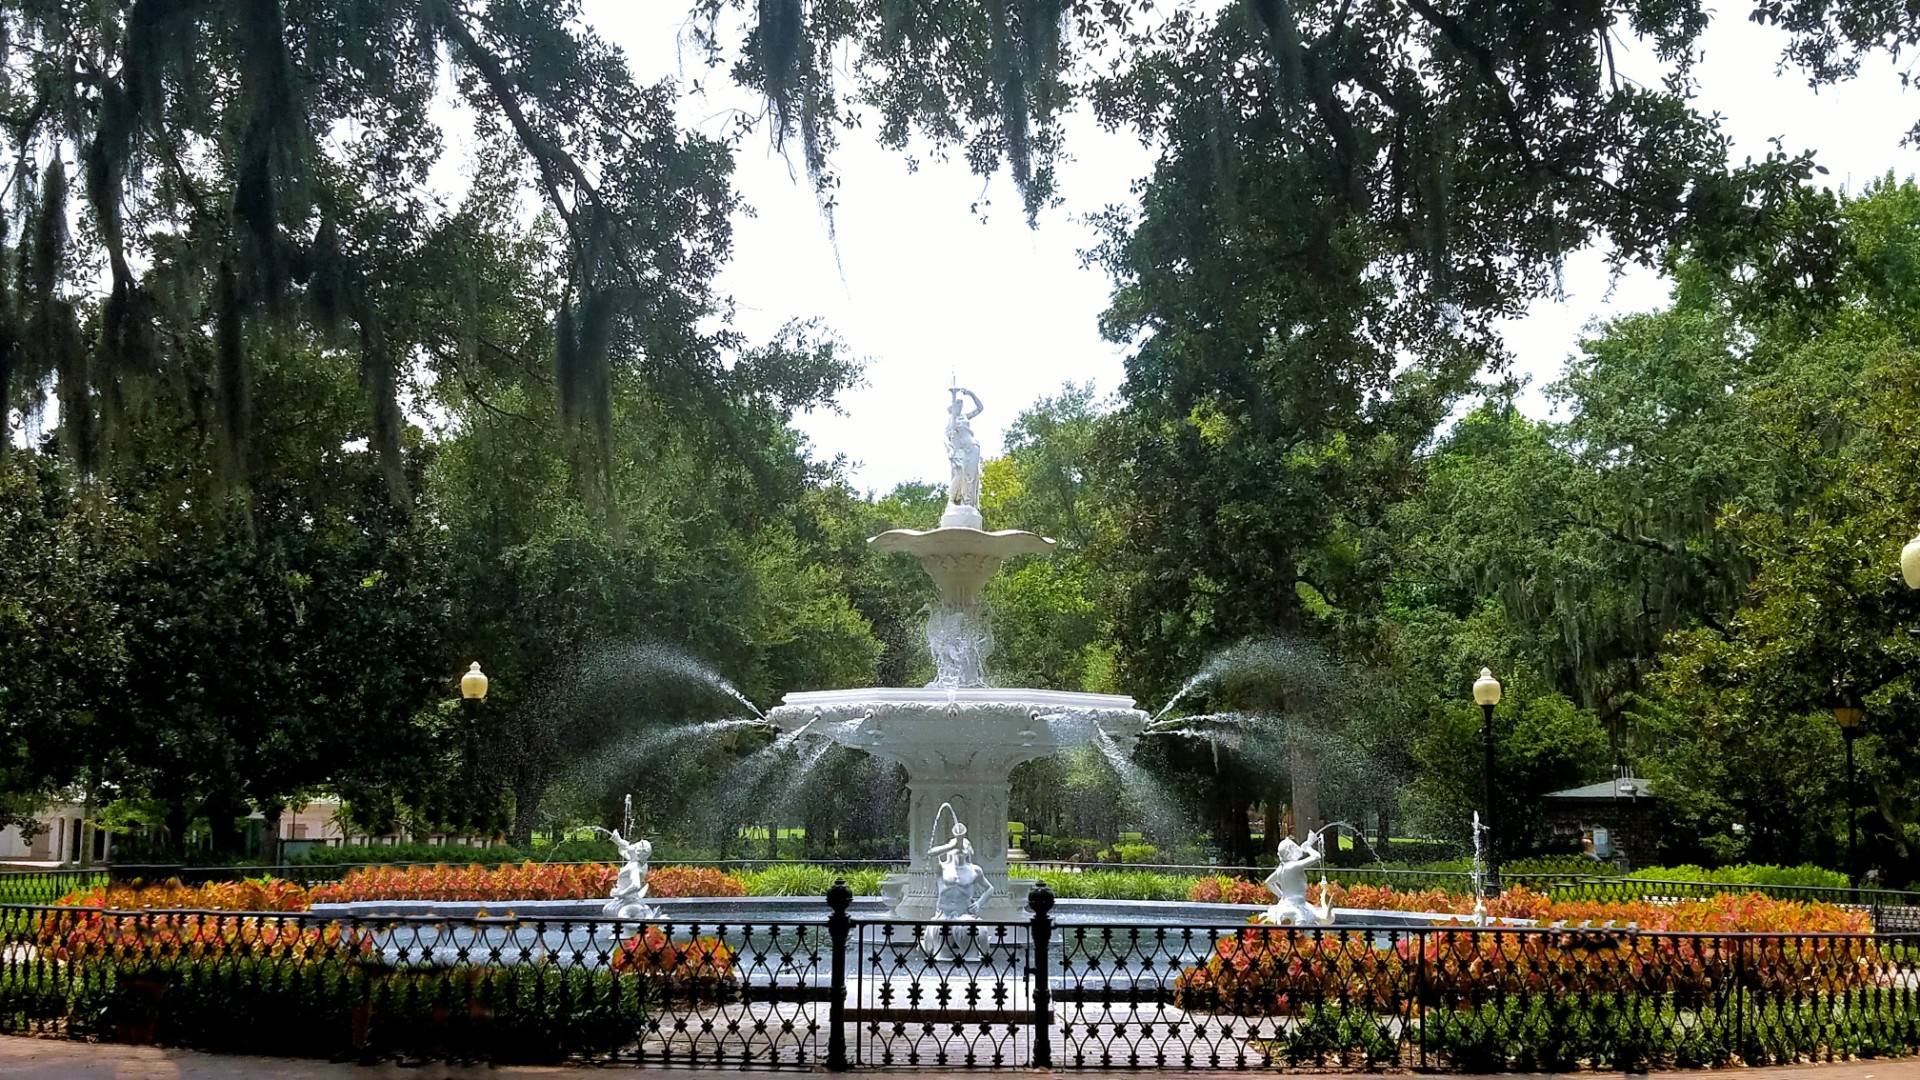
[1540,776,1659,869]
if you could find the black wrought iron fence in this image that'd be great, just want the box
[0,868,107,905]
[4,884,1920,1071]
[0,901,832,1066]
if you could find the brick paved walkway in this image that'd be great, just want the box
[5,1035,1920,1080]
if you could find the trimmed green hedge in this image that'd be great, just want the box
[0,956,653,1063]
[1623,863,1850,889]
[737,864,888,897]
[291,839,616,867]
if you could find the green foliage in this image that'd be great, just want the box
[1100,843,1161,865]
[1623,864,1850,890]
[0,456,131,831]
[737,864,887,897]
[291,841,614,868]
[1041,870,1194,902]
[0,956,651,1063]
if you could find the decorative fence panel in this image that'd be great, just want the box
[3,887,1920,1070]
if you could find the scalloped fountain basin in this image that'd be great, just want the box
[771,687,1145,751]
[769,687,1148,921]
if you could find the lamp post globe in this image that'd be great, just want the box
[460,661,489,701]
[1473,668,1503,707]
[1902,532,1920,590]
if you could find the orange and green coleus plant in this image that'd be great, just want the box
[53,862,756,911]
[304,862,749,902]
[57,877,312,912]
[1184,879,1873,934]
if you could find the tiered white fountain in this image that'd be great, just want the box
[768,387,1148,921]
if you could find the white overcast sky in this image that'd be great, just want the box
[585,4,1920,494]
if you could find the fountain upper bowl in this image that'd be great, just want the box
[767,687,1148,765]
[778,686,1138,711]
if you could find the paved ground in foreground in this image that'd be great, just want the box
[3,1038,1918,1080]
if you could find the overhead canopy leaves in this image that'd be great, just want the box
[0,0,740,506]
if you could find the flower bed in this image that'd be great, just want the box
[309,862,620,903]
[1173,891,1880,1017]
[57,877,312,912]
[54,863,758,910]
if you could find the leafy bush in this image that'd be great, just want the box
[0,954,653,1062]
[1188,875,1270,904]
[1042,870,1193,901]
[1500,855,1611,878]
[608,926,736,1000]
[307,862,617,903]
[1626,863,1850,889]
[1024,835,1103,861]
[1176,921,1880,1018]
[738,864,886,897]
[291,842,584,867]
[644,866,746,898]
[57,877,311,912]
[1098,842,1161,864]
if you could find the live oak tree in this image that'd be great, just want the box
[0,0,737,505]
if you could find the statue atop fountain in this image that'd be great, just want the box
[944,385,985,527]
[1262,830,1335,927]
[767,383,1148,921]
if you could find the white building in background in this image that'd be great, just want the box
[0,799,116,864]
[0,796,500,866]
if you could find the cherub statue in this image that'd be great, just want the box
[945,386,984,508]
[1262,830,1334,927]
[600,829,660,920]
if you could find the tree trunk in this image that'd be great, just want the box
[1375,801,1392,858]
[509,773,544,848]
[204,795,246,859]
[1262,799,1282,856]
[1289,742,1320,842]
[1222,796,1256,865]
[163,802,192,860]
[262,805,284,864]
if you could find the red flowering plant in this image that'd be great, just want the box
[1174,890,1881,1016]
[643,866,747,898]
[1187,876,1272,905]
[39,905,371,965]
[301,862,749,904]
[306,862,618,903]
[56,878,313,913]
[39,877,358,961]
[609,925,738,1001]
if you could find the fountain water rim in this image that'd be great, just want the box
[777,686,1139,711]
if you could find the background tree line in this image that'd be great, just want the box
[1,0,1917,878]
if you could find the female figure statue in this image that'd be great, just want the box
[945,386,984,508]
[928,819,995,918]
[921,808,996,960]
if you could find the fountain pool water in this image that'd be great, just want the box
[767,387,1146,920]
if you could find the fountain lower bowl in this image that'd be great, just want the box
[768,687,1148,758]
[309,894,1513,932]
